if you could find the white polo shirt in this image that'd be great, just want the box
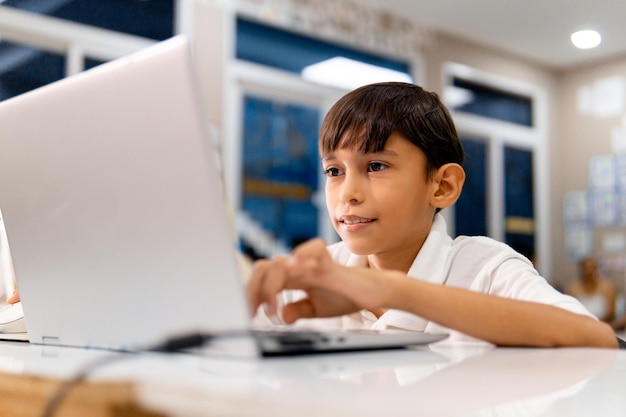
[256,214,593,344]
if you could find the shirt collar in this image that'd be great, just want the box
[406,213,453,286]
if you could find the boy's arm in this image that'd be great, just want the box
[292,257,618,348]
[248,239,618,348]
[389,276,617,348]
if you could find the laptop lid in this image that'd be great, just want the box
[0,36,446,355]
[0,36,253,351]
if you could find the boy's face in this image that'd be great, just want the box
[322,132,438,258]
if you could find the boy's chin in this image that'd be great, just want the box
[335,229,382,255]
[342,239,378,256]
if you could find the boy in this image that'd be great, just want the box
[246,82,617,348]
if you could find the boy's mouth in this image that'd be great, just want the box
[339,216,376,225]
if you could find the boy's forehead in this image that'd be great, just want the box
[338,129,368,144]
[336,129,388,150]
[322,137,379,158]
[322,133,417,158]
[337,129,413,150]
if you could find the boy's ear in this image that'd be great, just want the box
[431,163,465,209]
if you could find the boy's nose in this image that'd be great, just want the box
[339,174,364,204]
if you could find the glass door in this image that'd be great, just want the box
[455,135,489,237]
[504,145,535,263]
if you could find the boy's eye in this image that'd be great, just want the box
[368,162,388,172]
[325,167,343,177]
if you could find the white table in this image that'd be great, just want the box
[0,339,624,417]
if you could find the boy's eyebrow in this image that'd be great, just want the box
[373,148,399,157]
[322,148,399,161]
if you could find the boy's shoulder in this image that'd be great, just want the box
[452,234,509,250]
[450,234,531,265]
[444,235,534,288]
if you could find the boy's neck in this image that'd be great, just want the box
[367,248,420,273]
[365,232,428,273]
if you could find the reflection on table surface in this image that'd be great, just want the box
[0,341,623,417]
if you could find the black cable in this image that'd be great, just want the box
[40,331,230,417]
[41,352,137,417]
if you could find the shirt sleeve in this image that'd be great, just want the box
[475,255,596,318]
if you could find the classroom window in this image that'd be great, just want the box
[449,77,533,127]
[0,41,64,101]
[239,94,321,259]
[1,1,168,101]
[1,0,174,40]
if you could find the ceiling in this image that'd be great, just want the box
[360,0,626,70]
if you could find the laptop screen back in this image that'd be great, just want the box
[0,36,251,350]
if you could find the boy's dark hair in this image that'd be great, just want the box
[319,82,464,177]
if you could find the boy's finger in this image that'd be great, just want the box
[246,260,272,314]
[257,258,290,315]
[281,299,316,324]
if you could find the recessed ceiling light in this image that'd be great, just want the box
[571,30,602,49]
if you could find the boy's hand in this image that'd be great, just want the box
[246,239,395,324]
[247,239,360,323]
[6,289,20,304]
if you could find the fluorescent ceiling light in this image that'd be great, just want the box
[571,30,602,49]
[302,57,412,90]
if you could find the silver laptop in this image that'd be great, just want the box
[0,36,446,356]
